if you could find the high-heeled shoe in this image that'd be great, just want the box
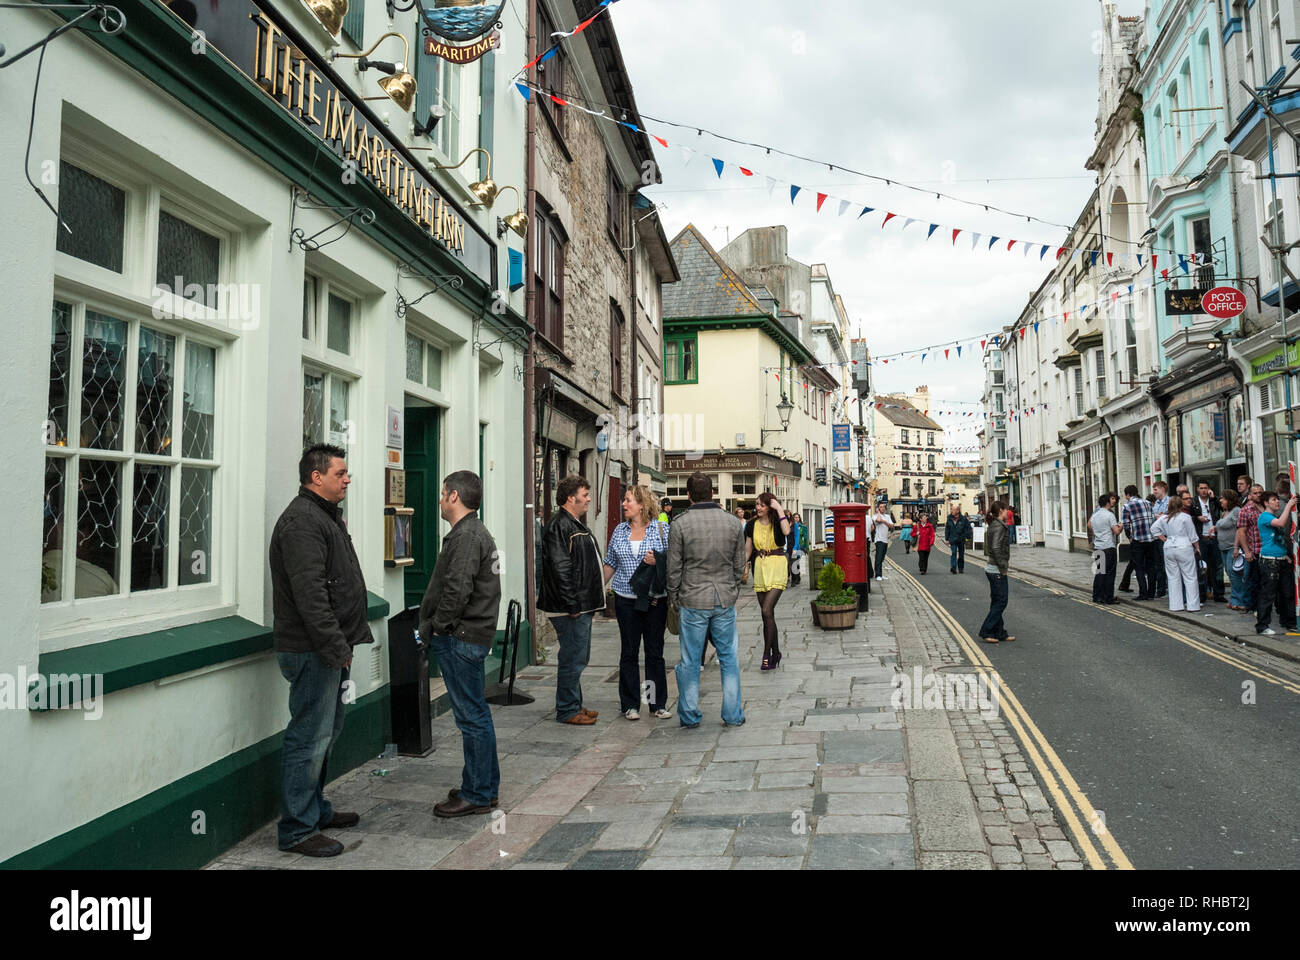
[771,651,783,669]
[760,653,772,671]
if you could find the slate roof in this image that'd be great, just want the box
[663,225,767,319]
[877,402,942,432]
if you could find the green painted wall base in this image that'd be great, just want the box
[2,623,533,869]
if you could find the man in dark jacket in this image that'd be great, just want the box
[421,471,503,818]
[538,475,606,724]
[268,444,374,857]
[945,504,973,574]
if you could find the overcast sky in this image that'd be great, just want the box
[611,0,1146,432]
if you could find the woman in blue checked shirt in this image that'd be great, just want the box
[602,485,673,721]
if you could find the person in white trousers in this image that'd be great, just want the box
[1152,495,1201,612]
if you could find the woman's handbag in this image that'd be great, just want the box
[666,602,679,636]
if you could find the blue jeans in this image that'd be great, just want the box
[277,651,349,849]
[950,540,965,571]
[874,541,888,577]
[979,571,1009,640]
[675,605,744,727]
[429,634,499,806]
[550,613,592,722]
[1223,548,1248,608]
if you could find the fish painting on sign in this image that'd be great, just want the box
[423,0,508,41]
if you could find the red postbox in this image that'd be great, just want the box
[829,503,871,587]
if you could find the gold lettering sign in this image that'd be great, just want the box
[249,11,466,256]
[424,32,500,65]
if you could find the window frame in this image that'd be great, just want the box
[535,2,566,139]
[663,331,698,385]
[609,299,625,403]
[533,203,567,350]
[42,293,225,625]
[606,158,625,250]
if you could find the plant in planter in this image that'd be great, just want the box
[813,562,858,630]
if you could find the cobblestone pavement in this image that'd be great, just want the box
[937,540,1300,666]
[209,576,1087,870]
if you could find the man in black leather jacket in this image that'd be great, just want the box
[944,504,973,574]
[538,475,606,724]
[268,444,373,857]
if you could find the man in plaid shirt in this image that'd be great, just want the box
[1235,482,1265,610]
[1121,485,1157,601]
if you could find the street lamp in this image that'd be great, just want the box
[761,393,794,443]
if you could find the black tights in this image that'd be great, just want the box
[757,589,783,658]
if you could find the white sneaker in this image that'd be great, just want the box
[624,708,640,720]
[876,576,884,581]
[653,708,673,719]
[1259,628,1277,636]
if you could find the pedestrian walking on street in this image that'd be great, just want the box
[871,504,897,581]
[1152,495,1201,613]
[1235,483,1265,611]
[945,503,972,574]
[914,513,936,574]
[420,472,503,819]
[1254,490,1298,636]
[538,475,606,725]
[979,501,1014,643]
[1089,493,1122,604]
[1121,485,1157,601]
[1193,481,1225,603]
[901,513,914,553]
[1216,490,1246,611]
[269,444,373,857]
[602,485,672,722]
[666,472,747,728]
[746,491,793,670]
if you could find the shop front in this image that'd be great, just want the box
[663,451,801,518]
[1243,335,1300,485]
[4,0,528,867]
[1064,420,1111,552]
[1154,367,1247,495]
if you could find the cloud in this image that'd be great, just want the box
[611,0,1146,404]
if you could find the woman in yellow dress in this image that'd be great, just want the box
[746,491,792,670]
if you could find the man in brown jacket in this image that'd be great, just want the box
[419,471,503,817]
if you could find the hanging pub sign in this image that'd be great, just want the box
[1164,288,1205,316]
[156,0,495,285]
[421,1,505,64]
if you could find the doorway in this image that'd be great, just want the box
[403,404,441,611]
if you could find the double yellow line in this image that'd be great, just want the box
[889,563,1135,870]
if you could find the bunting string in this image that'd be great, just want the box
[511,78,1207,259]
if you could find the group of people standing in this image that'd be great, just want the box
[539,471,812,737]
[1088,474,1297,635]
[268,446,506,856]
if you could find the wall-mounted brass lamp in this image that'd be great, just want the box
[494,185,528,239]
[408,146,498,206]
[302,0,348,37]
[329,32,416,112]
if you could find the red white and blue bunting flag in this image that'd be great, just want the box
[518,0,622,74]
[512,78,1214,271]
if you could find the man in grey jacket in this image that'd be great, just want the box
[268,444,374,857]
[667,472,747,728]
[419,471,503,818]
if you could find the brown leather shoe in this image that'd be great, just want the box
[449,788,499,807]
[322,811,359,829]
[561,712,597,725]
[580,707,599,719]
[283,833,344,857]
[434,796,492,818]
